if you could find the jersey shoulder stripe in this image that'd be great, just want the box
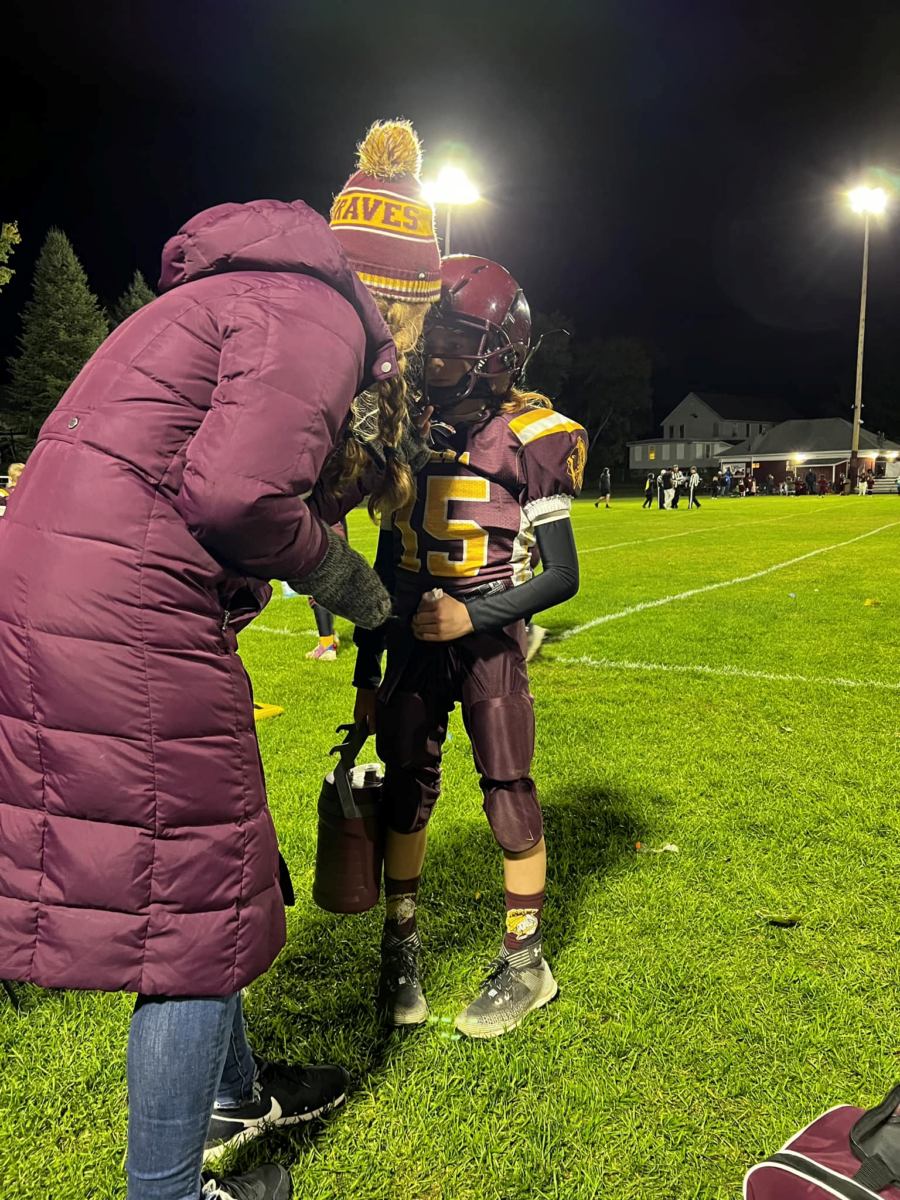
[509,407,585,446]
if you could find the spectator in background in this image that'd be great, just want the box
[857,471,868,496]
[818,474,829,496]
[642,471,655,508]
[0,462,25,516]
[895,475,900,497]
[656,468,665,509]
[866,471,875,495]
[805,468,817,495]
[723,467,732,495]
[595,467,612,509]
[749,475,758,496]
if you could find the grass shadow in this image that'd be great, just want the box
[228,784,643,1177]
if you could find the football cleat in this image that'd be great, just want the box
[306,643,337,661]
[525,624,548,664]
[455,942,558,1039]
[379,930,428,1026]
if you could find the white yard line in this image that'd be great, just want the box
[578,512,814,555]
[556,654,900,692]
[562,520,900,640]
[241,624,317,637]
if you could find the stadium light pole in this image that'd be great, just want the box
[422,166,479,257]
[848,186,887,480]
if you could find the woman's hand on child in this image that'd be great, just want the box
[412,594,473,642]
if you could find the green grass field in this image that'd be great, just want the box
[3,494,900,1199]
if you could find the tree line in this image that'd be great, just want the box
[0,225,656,461]
[0,226,157,436]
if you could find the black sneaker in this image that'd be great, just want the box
[201,1164,292,1199]
[203,1058,349,1163]
[455,941,558,1039]
[378,929,428,1026]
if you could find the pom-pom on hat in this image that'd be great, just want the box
[330,119,441,304]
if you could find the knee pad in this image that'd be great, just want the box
[483,779,543,853]
[465,693,540,852]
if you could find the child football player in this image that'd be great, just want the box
[353,255,587,1038]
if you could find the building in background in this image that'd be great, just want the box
[627,392,798,476]
[719,418,900,487]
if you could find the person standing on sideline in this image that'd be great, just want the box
[656,467,666,508]
[595,467,611,508]
[711,472,720,498]
[857,471,868,496]
[723,467,732,495]
[805,467,817,496]
[818,474,828,496]
[642,471,655,508]
[662,467,675,509]
[670,465,683,508]
[0,121,443,1200]
[688,466,702,509]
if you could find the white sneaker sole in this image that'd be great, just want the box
[202,1092,346,1163]
[455,965,559,1039]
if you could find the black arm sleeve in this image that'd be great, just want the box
[352,527,396,689]
[466,517,579,633]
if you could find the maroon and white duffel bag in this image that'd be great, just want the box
[745,1087,900,1199]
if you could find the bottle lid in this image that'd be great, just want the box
[350,762,383,788]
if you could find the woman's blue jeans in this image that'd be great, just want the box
[126,992,257,1200]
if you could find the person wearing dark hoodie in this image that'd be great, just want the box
[0,121,440,1200]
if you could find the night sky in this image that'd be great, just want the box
[3,0,900,419]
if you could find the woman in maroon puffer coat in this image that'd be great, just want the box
[0,120,441,1200]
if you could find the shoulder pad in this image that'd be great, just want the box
[508,407,585,446]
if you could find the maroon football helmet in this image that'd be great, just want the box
[425,255,532,407]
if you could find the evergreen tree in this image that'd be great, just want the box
[7,228,108,432]
[111,269,156,326]
[0,221,21,291]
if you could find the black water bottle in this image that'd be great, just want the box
[312,723,385,914]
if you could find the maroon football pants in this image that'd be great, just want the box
[375,621,542,853]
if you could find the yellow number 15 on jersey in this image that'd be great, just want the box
[396,476,490,578]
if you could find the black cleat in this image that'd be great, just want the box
[379,930,428,1026]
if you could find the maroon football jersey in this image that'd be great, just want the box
[386,406,588,599]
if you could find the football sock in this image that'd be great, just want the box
[318,635,334,650]
[504,888,545,953]
[384,875,421,941]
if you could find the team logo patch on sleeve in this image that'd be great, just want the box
[567,437,587,491]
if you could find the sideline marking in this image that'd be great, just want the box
[557,654,900,692]
[579,512,819,555]
[563,521,900,640]
[241,624,317,638]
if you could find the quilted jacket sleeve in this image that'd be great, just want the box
[176,287,365,581]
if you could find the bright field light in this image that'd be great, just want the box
[849,186,887,214]
[422,166,479,206]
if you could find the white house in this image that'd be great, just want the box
[628,392,799,474]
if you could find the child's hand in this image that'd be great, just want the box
[354,688,378,734]
[412,593,473,642]
[416,404,434,441]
